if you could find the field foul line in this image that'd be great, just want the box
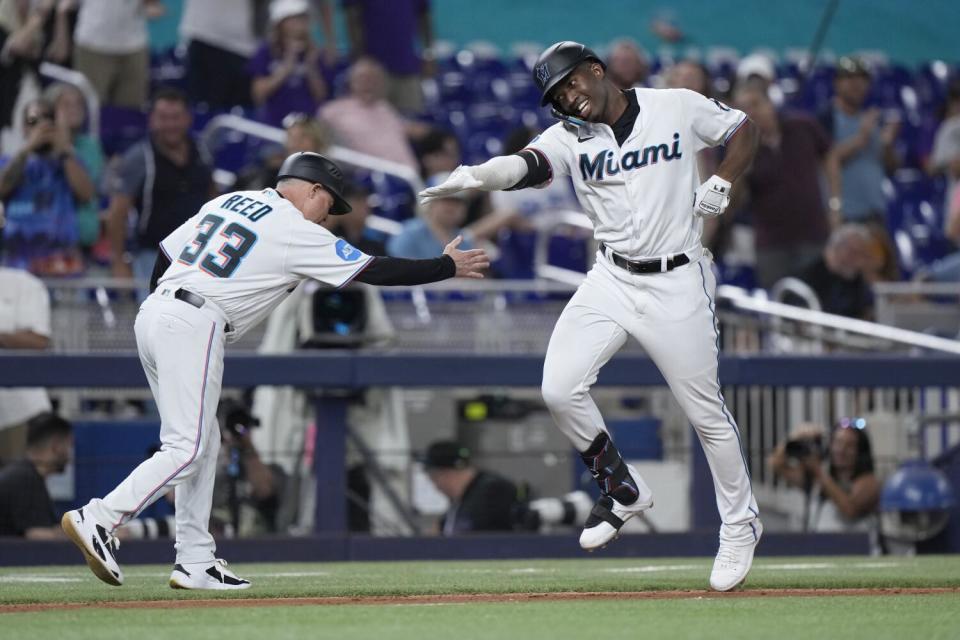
[0,577,85,583]
[0,571,333,583]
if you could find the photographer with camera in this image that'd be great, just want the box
[421,440,521,535]
[118,399,284,541]
[211,398,285,537]
[769,419,880,535]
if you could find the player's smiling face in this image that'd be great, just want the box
[552,62,606,122]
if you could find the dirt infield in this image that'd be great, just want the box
[4,587,959,613]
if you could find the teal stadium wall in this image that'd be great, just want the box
[149,0,958,65]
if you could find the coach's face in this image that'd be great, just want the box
[303,184,335,224]
[283,179,334,224]
[551,62,607,122]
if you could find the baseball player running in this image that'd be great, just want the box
[420,42,762,591]
[63,152,488,590]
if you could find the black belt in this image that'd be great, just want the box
[600,242,690,274]
[174,289,233,333]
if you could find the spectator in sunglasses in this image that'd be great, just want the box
[0,98,95,275]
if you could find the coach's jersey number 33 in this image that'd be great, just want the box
[178,213,258,278]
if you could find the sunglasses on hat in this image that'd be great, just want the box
[838,417,867,430]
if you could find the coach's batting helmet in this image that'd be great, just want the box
[533,41,606,106]
[277,151,353,215]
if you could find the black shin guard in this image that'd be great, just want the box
[579,432,639,505]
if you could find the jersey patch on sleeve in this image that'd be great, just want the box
[335,239,363,262]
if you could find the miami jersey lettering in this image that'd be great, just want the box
[157,189,372,340]
[525,88,746,260]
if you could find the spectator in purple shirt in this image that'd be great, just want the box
[249,0,328,128]
[342,0,433,114]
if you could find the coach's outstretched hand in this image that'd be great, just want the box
[418,166,482,204]
[443,235,489,279]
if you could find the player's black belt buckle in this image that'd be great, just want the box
[174,289,234,333]
[600,242,690,274]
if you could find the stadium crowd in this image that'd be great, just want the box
[0,0,955,303]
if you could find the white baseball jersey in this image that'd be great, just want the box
[535,88,760,551]
[157,188,373,341]
[526,88,747,259]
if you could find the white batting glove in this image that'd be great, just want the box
[693,175,732,218]
[418,165,482,205]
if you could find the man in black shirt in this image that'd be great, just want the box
[789,224,874,319]
[0,413,72,538]
[422,440,520,535]
[106,87,215,286]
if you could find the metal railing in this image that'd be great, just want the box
[717,285,960,355]
[872,281,960,337]
[199,114,420,237]
[532,209,595,285]
[38,277,960,358]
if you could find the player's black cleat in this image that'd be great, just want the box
[169,559,251,590]
[62,509,124,586]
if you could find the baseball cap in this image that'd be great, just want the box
[420,441,472,469]
[277,151,352,214]
[736,53,776,82]
[836,56,871,78]
[269,0,309,24]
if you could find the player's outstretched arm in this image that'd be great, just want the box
[353,240,490,286]
[418,155,529,204]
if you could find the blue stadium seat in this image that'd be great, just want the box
[494,229,537,279]
[99,106,148,157]
[149,45,188,92]
[887,172,953,275]
[362,171,416,222]
[438,71,471,104]
[547,234,589,273]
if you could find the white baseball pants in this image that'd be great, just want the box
[541,252,760,545]
[84,289,227,564]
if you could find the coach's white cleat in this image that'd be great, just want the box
[169,558,251,590]
[710,520,763,592]
[579,467,654,551]
[61,508,123,586]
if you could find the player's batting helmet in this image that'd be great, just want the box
[277,151,353,215]
[533,41,606,106]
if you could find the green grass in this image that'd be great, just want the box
[4,596,960,640]
[1,556,959,605]
[2,557,959,640]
